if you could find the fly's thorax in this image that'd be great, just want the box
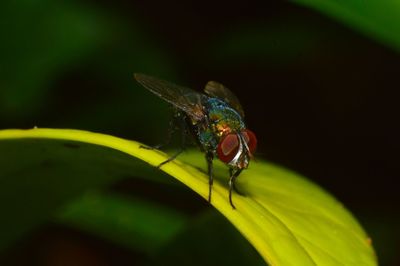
[205,98,245,135]
[194,98,245,152]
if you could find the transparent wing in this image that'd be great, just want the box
[134,73,207,121]
[204,81,245,117]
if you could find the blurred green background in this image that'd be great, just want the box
[0,0,399,265]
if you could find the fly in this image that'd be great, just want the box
[134,73,257,209]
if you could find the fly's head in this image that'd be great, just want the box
[216,129,257,170]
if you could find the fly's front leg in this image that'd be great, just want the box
[205,151,214,203]
[229,168,243,209]
[229,168,245,196]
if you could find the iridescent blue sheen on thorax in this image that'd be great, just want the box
[196,98,245,152]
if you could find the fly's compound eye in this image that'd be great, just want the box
[242,129,257,154]
[217,133,240,163]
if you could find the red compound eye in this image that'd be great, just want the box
[217,133,240,163]
[241,129,257,154]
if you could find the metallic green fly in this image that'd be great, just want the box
[134,73,257,209]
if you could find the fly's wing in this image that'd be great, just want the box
[204,81,245,117]
[134,73,206,121]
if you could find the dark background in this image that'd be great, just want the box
[1,0,399,265]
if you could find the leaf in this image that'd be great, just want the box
[0,128,376,265]
[57,194,265,265]
[292,0,400,51]
[56,192,188,255]
[0,129,169,253]
[148,210,265,266]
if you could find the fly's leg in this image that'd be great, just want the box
[229,169,245,196]
[156,116,187,168]
[229,169,243,209]
[156,149,184,168]
[139,117,177,150]
[206,152,214,203]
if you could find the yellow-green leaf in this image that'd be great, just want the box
[0,128,376,265]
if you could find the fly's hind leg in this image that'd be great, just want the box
[156,114,188,168]
[139,116,177,150]
[206,152,214,203]
[156,149,184,168]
